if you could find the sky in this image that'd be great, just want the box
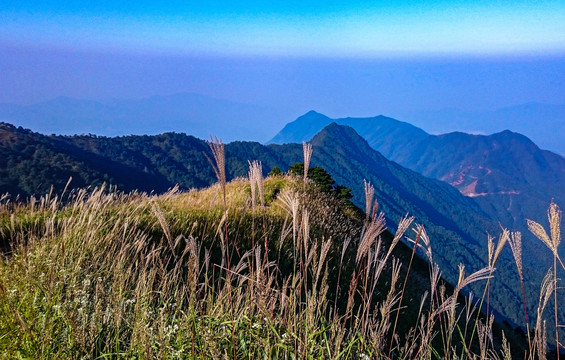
[1,0,564,143]
[3,0,565,57]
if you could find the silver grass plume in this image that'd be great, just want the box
[277,189,300,247]
[535,269,554,337]
[436,264,493,324]
[527,202,561,256]
[206,136,226,207]
[549,202,561,251]
[248,164,256,209]
[488,228,508,268]
[341,237,352,264]
[528,202,562,359]
[248,160,264,208]
[455,264,494,294]
[356,212,386,264]
[508,230,523,279]
[386,215,415,260]
[408,225,433,264]
[314,238,332,289]
[151,203,176,260]
[302,209,310,253]
[363,179,375,221]
[302,142,313,186]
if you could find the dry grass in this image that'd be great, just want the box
[0,174,562,359]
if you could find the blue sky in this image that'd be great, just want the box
[2,0,565,57]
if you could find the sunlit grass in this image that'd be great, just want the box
[0,171,562,359]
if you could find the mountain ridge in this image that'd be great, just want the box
[269,112,565,231]
[404,103,565,156]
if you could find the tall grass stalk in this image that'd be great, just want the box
[248,160,264,252]
[528,202,564,358]
[388,223,423,358]
[508,230,533,355]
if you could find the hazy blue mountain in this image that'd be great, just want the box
[405,103,565,156]
[0,93,293,143]
[267,110,333,144]
[290,123,499,274]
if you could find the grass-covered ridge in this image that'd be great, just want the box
[0,164,562,358]
[0,175,362,358]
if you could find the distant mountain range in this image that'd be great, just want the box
[0,120,548,330]
[3,95,562,155]
[0,93,293,143]
[404,103,565,156]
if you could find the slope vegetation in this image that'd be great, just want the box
[1,173,531,358]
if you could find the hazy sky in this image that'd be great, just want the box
[1,1,564,129]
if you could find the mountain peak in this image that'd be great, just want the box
[310,122,378,160]
[492,129,534,143]
[310,122,339,141]
[438,129,540,154]
[303,109,325,116]
[311,122,355,140]
[266,111,333,144]
[295,110,331,122]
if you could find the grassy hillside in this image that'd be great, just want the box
[5,164,562,358]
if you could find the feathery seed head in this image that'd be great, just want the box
[357,212,386,264]
[548,201,561,250]
[248,160,264,207]
[528,218,551,246]
[508,230,523,278]
[363,179,375,220]
[489,228,509,267]
[206,136,226,206]
[537,269,554,320]
[455,264,494,294]
[302,142,313,184]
